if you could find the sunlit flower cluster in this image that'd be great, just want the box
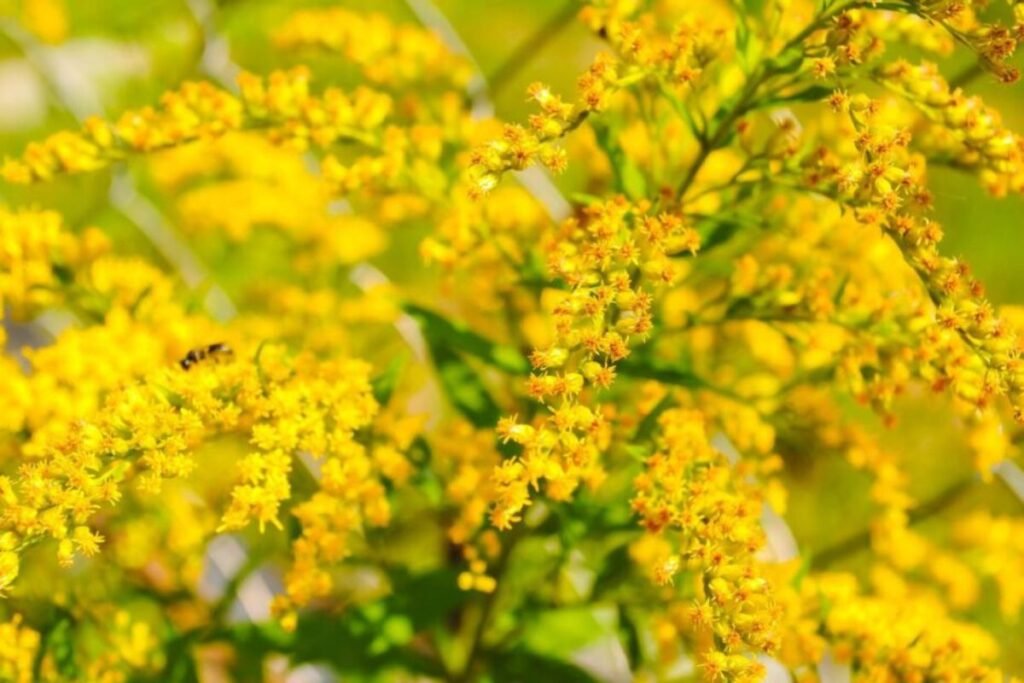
[273,7,473,90]
[632,409,778,681]
[2,0,1024,680]
[492,198,699,529]
[1,67,392,184]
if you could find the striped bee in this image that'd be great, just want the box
[179,342,233,371]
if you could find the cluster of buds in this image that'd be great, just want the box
[0,614,39,681]
[632,410,779,665]
[811,94,1024,419]
[273,7,473,90]
[580,1,724,89]
[1,79,242,183]
[898,0,1023,82]
[960,12,1024,83]
[860,9,954,56]
[816,573,1003,681]
[2,68,392,184]
[876,60,1024,195]
[491,199,699,529]
[812,10,883,73]
[802,3,1020,85]
[0,207,110,318]
[239,68,392,150]
[468,55,619,197]
[0,339,416,633]
[953,511,1024,617]
[426,421,503,573]
[456,545,498,594]
[320,124,447,197]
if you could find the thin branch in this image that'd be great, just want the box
[949,61,985,90]
[486,1,579,98]
[809,476,975,570]
[452,527,524,683]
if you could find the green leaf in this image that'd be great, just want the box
[619,606,643,670]
[755,84,834,109]
[433,344,502,427]
[162,638,200,683]
[659,83,703,140]
[520,605,619,658]
[766,47,804,75]
[51,263,74,285]
[404,304,513,427]
[213,569,465,679]
[489,647,602,683]
[618,357,705,388]
[620,161,648,201]
[593,123,648,201]
[723,296,756,318]
[387,567,471,631]
[697,218,743,253]
[791,554,813,589]
[832,274,850,306]
[371,355,406,405]
[569,192,604,206]
[35,615,78,681]
[404,304,529,375]
[634,392,675,442]
[591,545,635,598]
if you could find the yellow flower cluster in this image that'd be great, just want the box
[107,483,215,597]
[954,511,1024,618]
[240,282,400,357]
[433,422,500,547]
[0,614,39,683]
[492,199,699,528]
[877,60,1024,195]
[860,9,955,57]
[420,185,550,284]
[2,0,1024,679]
[150,131,389,275]
[0,207,109,318]
[2,67,391,184]
[815,572,1002,681]
[468,55,621,196]
[632,409,777,682]
[273,8,473,89]
[933,0,1024,83]
[807,1,1022,83]
[0,208,222,453]
[0,340,415,623]
[275,400,421,624]
[767,566,1004,681]
[808,94,1024,420]
[20,0,68,45]
[581,2,721,87]
[319,120,451,198]
[429,421,510,593]
[782,387,985,607]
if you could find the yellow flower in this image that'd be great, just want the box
[0,615,39,683]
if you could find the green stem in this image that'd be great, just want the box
[675,71,765,201]
[949,61,985,90]
[487,1,579,98]
[675,0,869,202]
[809,476,975,570]
[453,527,523,683]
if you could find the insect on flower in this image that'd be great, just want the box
[179,342,233,370]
